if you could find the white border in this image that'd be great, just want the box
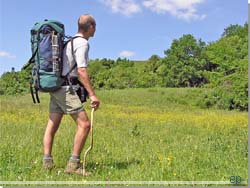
[0,181,247,185]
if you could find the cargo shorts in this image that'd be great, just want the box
[49,86,84,114]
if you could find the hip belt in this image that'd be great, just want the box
[62,77,79,86]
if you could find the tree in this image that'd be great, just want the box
[0,70,30,95]
[144,55,161,73]
[204,24,248,110]
[222,23,247,38]
[161,34,207,87]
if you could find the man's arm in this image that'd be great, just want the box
[77,67,100,110]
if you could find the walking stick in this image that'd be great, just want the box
[82,108,95,176]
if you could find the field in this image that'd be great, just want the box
[0,88,248,184]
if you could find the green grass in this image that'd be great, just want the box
[0,88,247,183]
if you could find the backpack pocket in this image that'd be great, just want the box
[38,70,64,92]
[39,34,53,72]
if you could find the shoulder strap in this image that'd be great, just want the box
[22,47,38,70]
[63,36,84,78]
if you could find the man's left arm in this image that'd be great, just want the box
[77,67,100,110]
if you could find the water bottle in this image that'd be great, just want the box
[52,33,60,72]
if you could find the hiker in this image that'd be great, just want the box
[42,14,100,174]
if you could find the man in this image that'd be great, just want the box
[43,14,100,175]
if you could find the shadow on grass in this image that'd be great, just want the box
[86,158,141,170]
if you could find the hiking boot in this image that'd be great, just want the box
[64,159,83,175]
[43,158,54,170]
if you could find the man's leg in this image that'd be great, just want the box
[71,111,91,156]
[43,112,63,169]
[65,111,90,174]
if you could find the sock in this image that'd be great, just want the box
[70,155,80,161]
[43,154,53,160]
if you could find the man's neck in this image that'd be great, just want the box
[76,32,89,40]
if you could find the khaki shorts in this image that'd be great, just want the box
[49,86,84,114]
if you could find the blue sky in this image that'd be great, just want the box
[0,0,247,75]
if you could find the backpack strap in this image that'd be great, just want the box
[29,67,41,104]
[35,88,40,103]
[63,36,85,78]
[30,83,36,103]
[24,42,46,103]
[22,47,38,70]
[30,86,40,104]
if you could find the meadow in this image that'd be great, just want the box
[0,88,248,184]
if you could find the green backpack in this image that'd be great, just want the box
[23,19,80,103]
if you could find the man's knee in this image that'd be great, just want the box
[78,120,91,130]
[75,111,90,130]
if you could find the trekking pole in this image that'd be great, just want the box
[82,108,95,176]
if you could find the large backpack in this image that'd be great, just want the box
[23,19,80,103]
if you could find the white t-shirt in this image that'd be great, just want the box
[62,34,89,77]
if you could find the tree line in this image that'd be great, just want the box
[0,23,247,111]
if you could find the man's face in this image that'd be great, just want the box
[89,22,96,37]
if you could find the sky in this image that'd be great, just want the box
[0,0,247,75]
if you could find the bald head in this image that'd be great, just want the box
[78,14,96,33]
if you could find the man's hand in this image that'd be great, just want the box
[90,95,100,111]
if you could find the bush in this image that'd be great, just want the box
[0,70,30,95]
[203,72,247,111]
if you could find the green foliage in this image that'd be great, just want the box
[0,70,30,95]
[0,23,247,111]
[88,58,163,89]
[204,67,248,111]
[146,54,161,73]
[222,23,248,38]
[161,34,208,87]
[204,23,248,111]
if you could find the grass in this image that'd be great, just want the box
[0,88,247,184]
